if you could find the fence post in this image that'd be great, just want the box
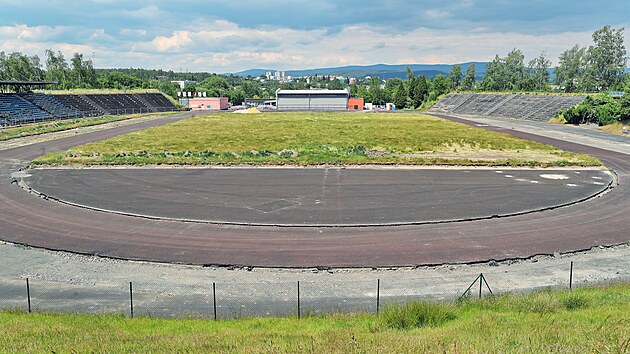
[213,282,217,321]
[297,281,301,319]
[569,261,573,290]
[479,273,483,299]
[129,282,134,318]
[26,278,31,313]
[376,279,380,314]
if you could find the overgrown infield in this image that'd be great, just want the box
[0,284,628,352]
[33,112,600,167]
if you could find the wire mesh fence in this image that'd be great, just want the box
[0,260,627,319]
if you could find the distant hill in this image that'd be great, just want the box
[232,62,488,80]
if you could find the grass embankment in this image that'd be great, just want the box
[0,284,628,352]
[33,112,600,167]
[0,112,177,142]
[598,120,630,135]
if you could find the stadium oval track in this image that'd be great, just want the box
[0,111,628,268]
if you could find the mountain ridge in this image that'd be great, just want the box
[231,62,489,79]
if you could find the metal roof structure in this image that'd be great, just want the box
[276,89,349,95]
[0,81,57,93]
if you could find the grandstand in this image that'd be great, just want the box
[0,94,52,126]
[20,93,82,119]
[1,91,178,127]
[429,93,586,121]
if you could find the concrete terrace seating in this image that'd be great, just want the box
[0,94,52,126]
[431,93,473,112]
[134,93,177,111]
[84,94,177,115]
[452,94,509,115]
[20,93,82,119]
[0,93,178,127]
[429,94,586,121]
[530,96,585,120]
[54,94,105,117]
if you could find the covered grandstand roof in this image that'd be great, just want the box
[276,89,349,95]
[0,81,58,86]
[0,81,58,93]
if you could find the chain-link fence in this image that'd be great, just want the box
[1,261,627,319]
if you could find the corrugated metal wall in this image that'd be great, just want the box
[277,93,347,111]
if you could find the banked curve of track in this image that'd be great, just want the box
[0,111,628,267]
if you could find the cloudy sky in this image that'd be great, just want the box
[0,0,628,73]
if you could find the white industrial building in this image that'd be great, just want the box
[276,89,349,111]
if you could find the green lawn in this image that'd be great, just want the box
[0,284,627,352]
[33,112,600,167]
[1,112,177,142]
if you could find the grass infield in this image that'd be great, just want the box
[33,112,600,167]
[0,284,627,352]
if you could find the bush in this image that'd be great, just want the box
[561,93,621,125]
[379,301,455,329]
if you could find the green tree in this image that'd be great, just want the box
[505,48,526,90]
[448,64,463,90]
[462,63,476,90]
[357,84,369,100]
[97,71,146,89]
[367,77,386,105]
[480,49,526,91]
[392,82,407,109]
[526,52,551,91]
[620,91,630,120]
[45,49,70,89]
[480,55,505,91]
[586,25,627,90]
[411,76,429,108]
[432,75,450,96]
[406,66,416,104]
[0,52,44,85]
[70,53,96,88]
[555,45,587,93]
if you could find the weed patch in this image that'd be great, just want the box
[33,112,600,167]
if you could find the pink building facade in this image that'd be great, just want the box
[188,97,229,111]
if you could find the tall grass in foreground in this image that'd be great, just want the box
[0,283,627,352]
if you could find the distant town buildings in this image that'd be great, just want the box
[265,71,288,82]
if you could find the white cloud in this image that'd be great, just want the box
[0,19,627,72]
[0,24,70,42]
[123,5,164,19]
[424,9,450,19]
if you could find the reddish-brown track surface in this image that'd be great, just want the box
[0,112,628,267]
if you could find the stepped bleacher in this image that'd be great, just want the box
[0,94,52,126]
[20,93,82,119]
[54,94,105,116]
[429,93,586,121]
[0,92,178,127]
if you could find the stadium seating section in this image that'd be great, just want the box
[0,93,178,127]
[429,93,585,121]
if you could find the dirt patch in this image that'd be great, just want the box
[366,147,580,163]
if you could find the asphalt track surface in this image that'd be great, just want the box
[0,111,628,267]
[22,168,611,226]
